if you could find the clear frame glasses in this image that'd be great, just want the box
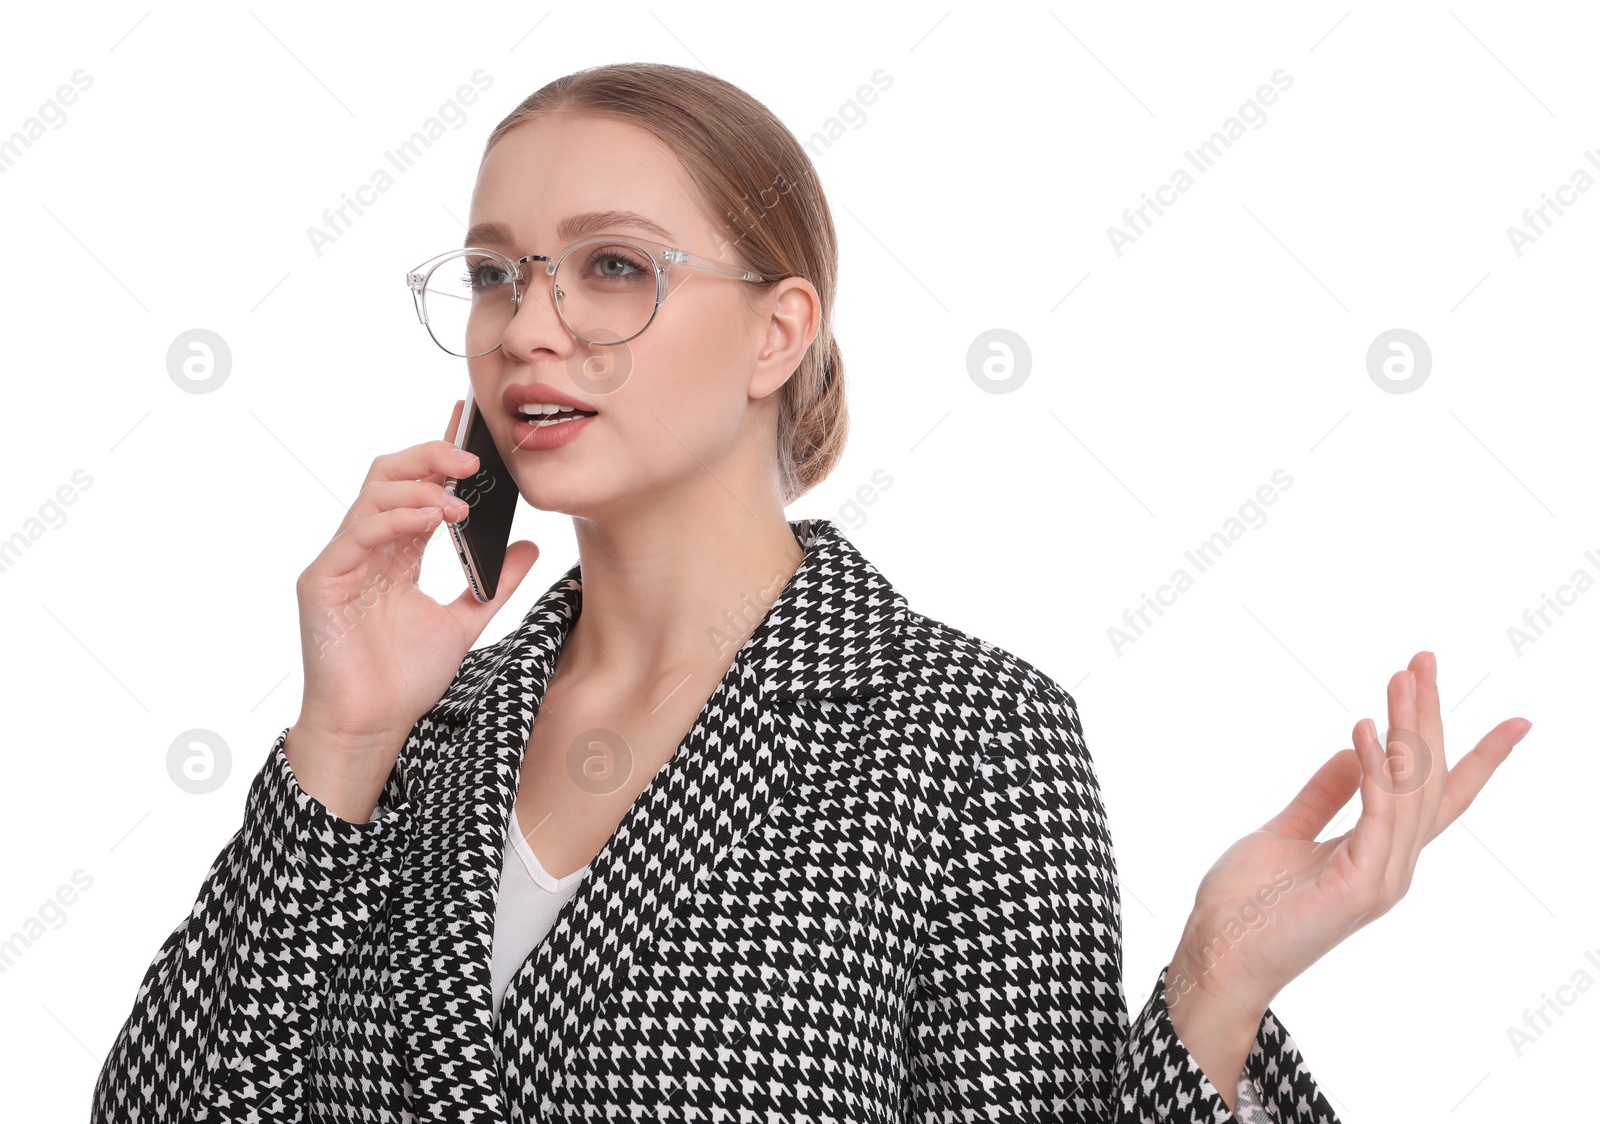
[405,235,770,357]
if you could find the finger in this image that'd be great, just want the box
[340,441,478,535]
[315,506,444,578]
[1258,747,1363,840]
[1382,668,1427,880]
[1406,650,1448,870]
[1345,716,1399,876]
[1426,717,1533,843]
[440,539,541,642]
[347,479,470,523]
[359,440,479,492]
[1408,651,1444,781]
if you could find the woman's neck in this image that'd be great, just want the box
[553,506,806,701]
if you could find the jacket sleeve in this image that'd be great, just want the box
[89,728,411,1123]
[904,671,1342,1123]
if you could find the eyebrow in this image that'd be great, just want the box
[463,210,676,250]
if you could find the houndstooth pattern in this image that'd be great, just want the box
[90,517,1343,1123]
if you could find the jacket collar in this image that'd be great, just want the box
[388,517,908,1121]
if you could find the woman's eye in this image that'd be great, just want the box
[585,250,647,280]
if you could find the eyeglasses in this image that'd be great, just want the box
[405,235,770,357]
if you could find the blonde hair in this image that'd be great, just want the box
[482,63,847,505]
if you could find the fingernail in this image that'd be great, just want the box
[1409,674,1418,702]
[445,495,470,515]
[452,446,478,462]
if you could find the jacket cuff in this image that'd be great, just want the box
[1238,988,1338,1123]
[1132,963,1339,1124]
[256,728,410,880]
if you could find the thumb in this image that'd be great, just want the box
[1257,747,1363,840]
[445,540,541,642]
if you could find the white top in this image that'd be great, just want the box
[489,803,591,1015]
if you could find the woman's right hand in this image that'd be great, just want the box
[284,400,540,820]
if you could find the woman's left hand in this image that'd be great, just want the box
[1166,650,1532,1024]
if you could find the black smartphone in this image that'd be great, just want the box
[444,388,519,602]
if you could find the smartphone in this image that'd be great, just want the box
[444,388,519,602]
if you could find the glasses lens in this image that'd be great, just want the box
[554,241,659,345]
[422,251,516,357]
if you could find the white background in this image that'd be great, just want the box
[2,1,1592,1117]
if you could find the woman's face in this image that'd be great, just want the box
[464,111,801,518]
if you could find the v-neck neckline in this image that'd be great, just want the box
[508,802,591,891]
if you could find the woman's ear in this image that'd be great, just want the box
[750,277,821,401]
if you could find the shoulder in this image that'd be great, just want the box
[894,606,1089,763]
[902,609,1119,917]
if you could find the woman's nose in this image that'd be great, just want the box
[499,269,571,357]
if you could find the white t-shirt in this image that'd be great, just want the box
[489,802,591,1015]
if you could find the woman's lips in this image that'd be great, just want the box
[509,410,597,451]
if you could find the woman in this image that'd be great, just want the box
[90,63,1530,1122]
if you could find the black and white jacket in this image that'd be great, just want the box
[91,517,1343,1123]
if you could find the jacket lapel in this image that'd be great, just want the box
[390,516,909,1122]
[386,548,581,1122]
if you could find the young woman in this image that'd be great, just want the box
[90,63,1530,1123]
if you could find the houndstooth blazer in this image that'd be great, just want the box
[91,516,1344,1123]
